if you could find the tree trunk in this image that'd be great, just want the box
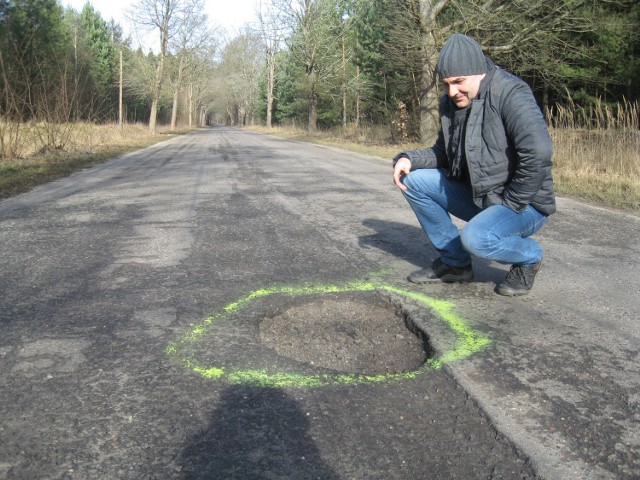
[355,64,360,129]
[149,99,158,134]
[119,50,124,129]
[542,83,549,120]
[149,52,165,134]
[170,89,179,130]
[188,83,193,127]
[266,52,275,128]
[308,69,318,132]
[308,92,317,132]
[418,0,448,143]
[342,36,347,128]
[149,1,172,135]
[171,56,184,131]
[419,43,439,142]
[238,104,246,126]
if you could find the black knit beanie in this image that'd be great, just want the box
[436,34,487,78]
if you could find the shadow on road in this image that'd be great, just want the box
[359,218,434,268]
[179,385,340,480]
[359,218,507,284]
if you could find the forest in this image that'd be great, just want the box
[1,0,638,141]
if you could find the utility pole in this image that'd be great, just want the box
[119,49,124,129]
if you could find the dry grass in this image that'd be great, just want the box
[546,100,640,209]
[0,122,190,199]
[550,128,639,208]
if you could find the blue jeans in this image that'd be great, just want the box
[401,169,548,268]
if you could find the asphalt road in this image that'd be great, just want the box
[0,126,638,479]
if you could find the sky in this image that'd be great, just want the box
[61,0,261,48]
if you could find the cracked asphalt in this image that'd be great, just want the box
[0,126,638,479]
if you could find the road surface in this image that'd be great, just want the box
[0,127,638,479]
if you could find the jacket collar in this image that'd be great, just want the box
[476,58,497,99]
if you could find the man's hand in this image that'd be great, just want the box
[393,157,412,191]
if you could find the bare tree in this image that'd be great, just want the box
[337,2,359,129]
[167,1,218,130]
[257,1,286,128]
[185,43,219,127]
[409,0,602,140]
[216,30,263,126]
[129,0,204,133]
[176,42,219,127]
[368,0,605,141]
[271,0,343,132]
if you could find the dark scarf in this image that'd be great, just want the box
[447,106,471,181]
[446,60,493,182]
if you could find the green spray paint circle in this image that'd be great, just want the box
[166,281,491,388]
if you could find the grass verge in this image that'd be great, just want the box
[0,124,190,199]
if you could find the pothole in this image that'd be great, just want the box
[259,291,431,375]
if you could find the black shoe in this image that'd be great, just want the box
[497,262,541,296]
[408,258,473,284]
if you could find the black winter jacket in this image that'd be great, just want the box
[394,60,556,215]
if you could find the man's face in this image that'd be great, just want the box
[441,74,486,108]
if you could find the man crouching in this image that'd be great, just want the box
[392,33,555,296]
